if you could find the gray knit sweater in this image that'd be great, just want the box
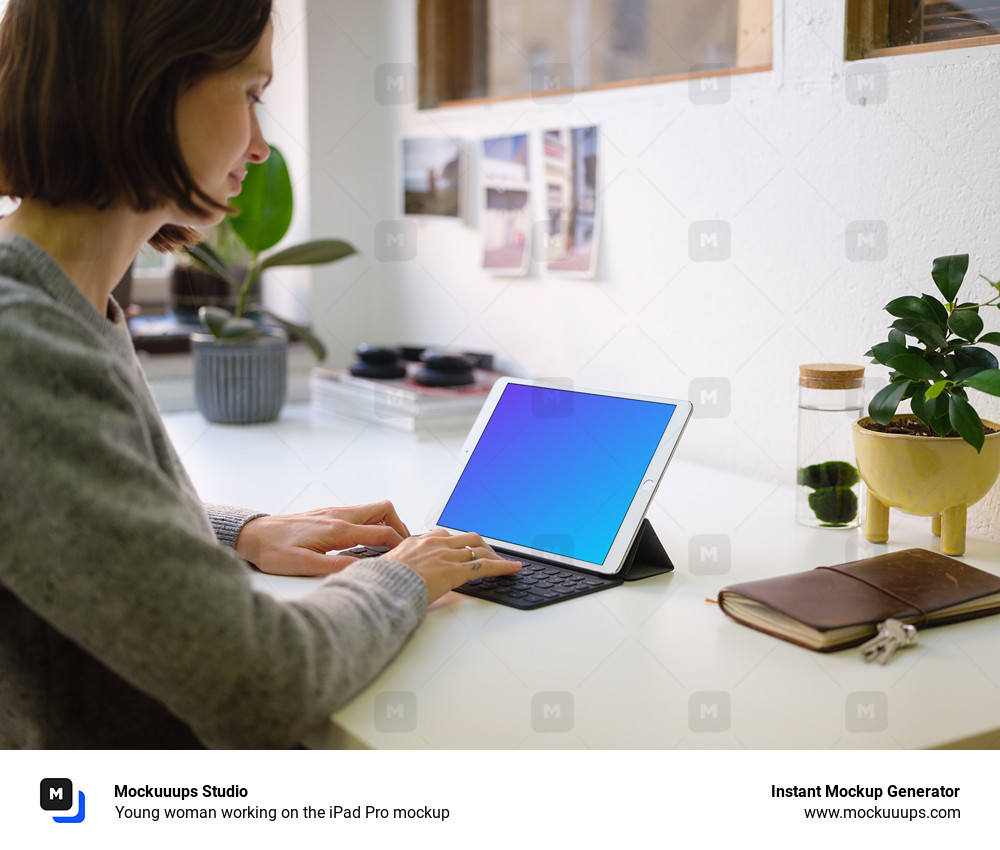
[0,234,427,749]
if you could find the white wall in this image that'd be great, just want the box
[259,0,313,325]
[303,0,1000,539]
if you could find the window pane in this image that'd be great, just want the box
[847,0,1000,57]
[486,0,741,99]
[922,2,1000,43]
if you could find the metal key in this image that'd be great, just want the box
[859,618,918,665]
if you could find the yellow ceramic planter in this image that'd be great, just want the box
[852,415,1000,555]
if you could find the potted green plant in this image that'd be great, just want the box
[184,145,357,423]
[855,253,1000,554]
[171,217,252,321]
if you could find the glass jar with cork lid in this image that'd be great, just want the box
[796,363,865,528]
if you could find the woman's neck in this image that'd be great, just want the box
[0,200,163,315]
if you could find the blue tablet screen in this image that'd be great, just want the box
[437,384,676,565]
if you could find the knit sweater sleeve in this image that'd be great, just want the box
[0,293,427,748]
[204,503,269,549]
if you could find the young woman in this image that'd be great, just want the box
[0,0,518,748]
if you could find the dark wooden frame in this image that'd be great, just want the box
[418,0,772,109]
[846,0,1000,60]
[418,0,487,109]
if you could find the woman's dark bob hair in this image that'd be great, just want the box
[0,0,272,252]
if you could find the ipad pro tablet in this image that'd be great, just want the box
[427,379,692,577]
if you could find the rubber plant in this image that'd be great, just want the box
[864,253,1000,452]
[183,144,356,361]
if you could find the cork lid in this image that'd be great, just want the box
[799,363,864,389]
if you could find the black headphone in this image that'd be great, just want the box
[348,344,407,379]
[414,351,476,387]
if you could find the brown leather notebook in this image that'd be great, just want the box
[717,548,1000,651]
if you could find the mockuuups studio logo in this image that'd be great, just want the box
[375,220,417,262]
[374,63,416,105]
[688,64,730,105]
[532,691,574,733]
[845,63,888,105]
[688,534,731,576]
[688,377,731,419]
[846,691,888,732]
[689,692,731,732]
[689,221,731,262]
[374,691,417,733]
[40,778,86,823]
[531,63,573,103]
[531,381,574,419]
[845,220,888,262]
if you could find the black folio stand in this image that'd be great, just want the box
[618,518,675,581]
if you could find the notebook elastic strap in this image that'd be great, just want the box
[815,566,929,626]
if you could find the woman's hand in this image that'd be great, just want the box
[235,501,410,576]
[387,529,521,603]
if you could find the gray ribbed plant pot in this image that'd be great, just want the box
[190,331,288,424]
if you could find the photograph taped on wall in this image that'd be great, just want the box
[480,134,531,276]
[402,137,463,217]
[544,126,599,278]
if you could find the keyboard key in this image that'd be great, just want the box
[455,559,622,608]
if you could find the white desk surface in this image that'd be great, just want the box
[162,404,1000,750]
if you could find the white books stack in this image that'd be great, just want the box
[310,367,500,436]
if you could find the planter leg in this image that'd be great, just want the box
[931,514,941,536]
[939,505,967,556]
[865,491,889,544]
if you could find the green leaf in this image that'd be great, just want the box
[890,319,947,350]
[217,317,260,340]
[931,253,969,303]
[920,293,949,330]
[198,305,232,337]
[977,331,1000,346]
[230,145,294,255]
[869,341,908,365]
[924,352,947,373]
[925,380,950,399]
[948,308,983,341]
[949,393,985,452]
[963,369,1000,396]
[927,407,950,435]
[909,384,929,425]
[887,328,906,347]
[885,296,940,324]
[955,346,999,371]
[249,307,328,362]
[886,353,940,382]
[918,386,953,435]
[184,242,242,290]
[868,380,910,425]
[258,239,358,272]
[953,367,983,383]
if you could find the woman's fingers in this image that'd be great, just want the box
[386,532,520,603]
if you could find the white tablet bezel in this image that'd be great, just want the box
[426,378,692,576]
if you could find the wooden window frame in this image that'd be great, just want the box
[418,0,772,110]
[846,0,1000,60]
